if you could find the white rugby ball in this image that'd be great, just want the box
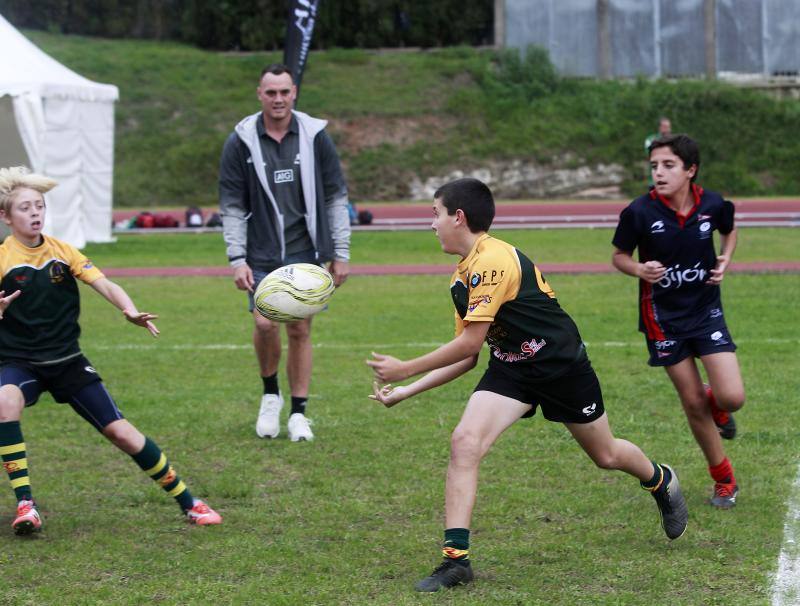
[254,263,335,322]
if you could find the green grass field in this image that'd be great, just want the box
[84,226,800,268]
[3,230,799,604]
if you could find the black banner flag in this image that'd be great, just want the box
[283,0,321,102]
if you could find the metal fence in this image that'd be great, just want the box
[501,0,800,78]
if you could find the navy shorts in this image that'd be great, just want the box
[646,325,737,367]
[474,357,606,424]
[248,249,320,312]
[0,355,125,431]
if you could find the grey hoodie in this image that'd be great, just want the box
[219,110,351,270]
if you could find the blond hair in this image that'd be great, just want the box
[0,166,57,213]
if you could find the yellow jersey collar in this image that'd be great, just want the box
[457,233,491,273]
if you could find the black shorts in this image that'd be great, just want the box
[646,324,737,367]
[0,355,125,431]
[474,358,605,424]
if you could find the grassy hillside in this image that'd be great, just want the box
[25,31,800,207]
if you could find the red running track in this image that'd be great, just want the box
[113,199,800,229]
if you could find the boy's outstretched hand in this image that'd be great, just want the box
[123,309,160,337]
[366,352,407,383]
[0,289,21,319]
[368,380,408,408]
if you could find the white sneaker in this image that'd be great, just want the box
[287,412,314,442]
[256,393,283,438]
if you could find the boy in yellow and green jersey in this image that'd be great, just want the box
[367,177,688,592]
[0,166,221,534]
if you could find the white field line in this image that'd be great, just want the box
[772,464,800,606]
[354,220,799,230]
[87,337,800,352]
[372,211,799,224]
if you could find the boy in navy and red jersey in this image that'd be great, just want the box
[367,178,687,593]
[0,166,222,534]
[612,134,745,509]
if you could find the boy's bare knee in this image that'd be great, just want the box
[594,457,615,470]
[716,390,745,412]
[450,428,482,466]
[102,420,143,453]
[0,387,25,421]
[591,450,618,470]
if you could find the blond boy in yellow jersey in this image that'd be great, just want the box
[0,166,221,534]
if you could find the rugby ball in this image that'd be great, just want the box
[254,263,335,322]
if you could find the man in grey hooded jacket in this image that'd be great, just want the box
[219,64,351,443]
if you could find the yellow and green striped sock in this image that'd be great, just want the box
[131,437,194,512]
[0,421,32,502]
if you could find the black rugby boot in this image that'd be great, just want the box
[414,559,474,592]
[651,464,689,540]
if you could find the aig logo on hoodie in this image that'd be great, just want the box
[274,169,294,183]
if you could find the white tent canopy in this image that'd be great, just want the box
[0,14,118,247]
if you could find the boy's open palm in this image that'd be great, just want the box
[368,381,408,408]
[123,309,160,337]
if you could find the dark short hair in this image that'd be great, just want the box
[434,178,495,233]
[260,63,294,83]
[649,134,700,181]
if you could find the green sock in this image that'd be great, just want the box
[131,437,194,512]
[443,527,470,565]
[0,421,32,502]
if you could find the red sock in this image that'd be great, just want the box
[709,457,735,485]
